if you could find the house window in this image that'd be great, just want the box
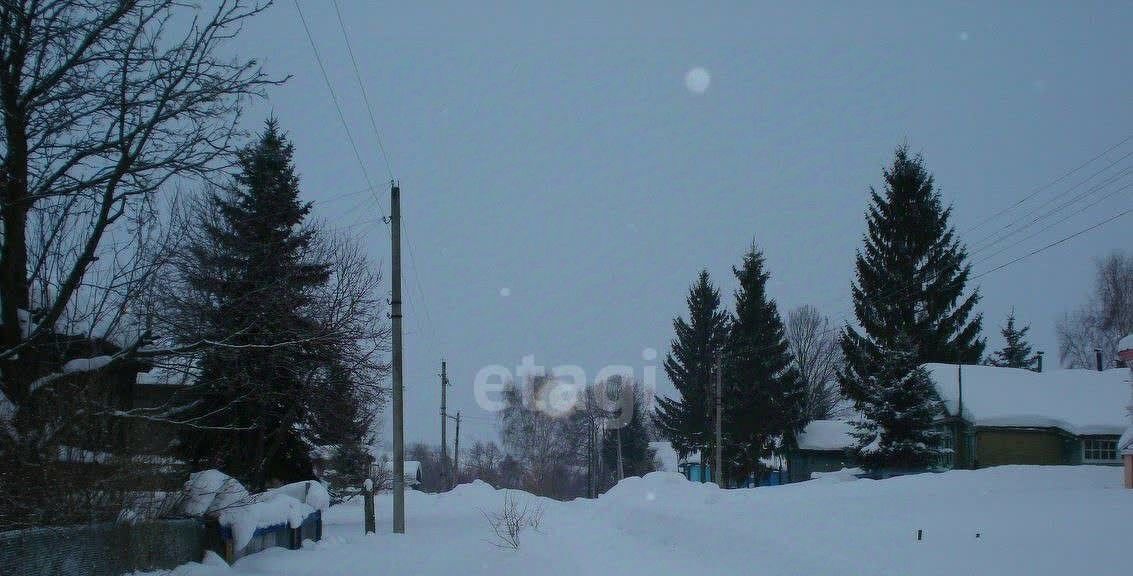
[1082,438,1118,463]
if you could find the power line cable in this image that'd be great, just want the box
[328,1,439,347]
[972,180,1133,266]
[331,0,394,182]
[971,208,1131,281]
[969,152,1132,253]
[291,0,387,223]
[965,134,1131,233]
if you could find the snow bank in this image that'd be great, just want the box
[809,467,864,483]
[796,419,855,451]
[157,466,1132,576]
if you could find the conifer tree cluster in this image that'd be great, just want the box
[658,147,992,479]
[986,311,1038,370]
[654,246,804,485]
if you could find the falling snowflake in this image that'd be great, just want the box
[684,67,711,94]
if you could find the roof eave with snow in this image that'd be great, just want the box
[926,363,1129,438]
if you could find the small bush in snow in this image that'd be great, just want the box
[481,490,544,549]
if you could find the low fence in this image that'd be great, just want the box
[0,519,205,576]
[0,511,322,576]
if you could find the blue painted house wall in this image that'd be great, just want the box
[679,463,787,488]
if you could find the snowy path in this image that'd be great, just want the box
[155,466,1131,576]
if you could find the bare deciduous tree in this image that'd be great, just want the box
[0,0,277,529]
[785,305,848,421]
[1057,251,1133,369]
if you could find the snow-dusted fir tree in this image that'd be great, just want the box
[175,120,331,489]
[851,335,944,471]
[986,310,1038,370]
[724,245,804,481]
[654,270,729,463]
[840,147,983,456]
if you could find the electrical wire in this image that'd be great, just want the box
[291,0,387,223]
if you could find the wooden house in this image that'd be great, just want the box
[926,363,1128,470]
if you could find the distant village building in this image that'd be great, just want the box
[649,441,721,484]
[926,363,1128,470]
[787,420,856,482]
[660,364,1129,486]
[650,441,784,487]
[378,459,422,489]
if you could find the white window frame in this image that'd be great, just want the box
[1081,438,1119,464]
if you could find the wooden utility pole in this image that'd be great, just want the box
[362,479,376,534]
[714,355,723,487]
[587,421,595,498]
[616,426,624,482]
[391,182,405,533]
[452,411,461,483]
[440,359,449,490]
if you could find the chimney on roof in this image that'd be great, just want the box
[1094,348,1103,371]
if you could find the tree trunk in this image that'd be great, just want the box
[1,109,31,404]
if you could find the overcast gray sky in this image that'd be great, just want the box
[234,1,1132,447]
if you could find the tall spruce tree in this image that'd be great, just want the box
[986,310,1038,370]
[840,146,982,470]
[723,245,803,483]
[177,120,331,489]
[850,334,944,471]
[653,270,729,463]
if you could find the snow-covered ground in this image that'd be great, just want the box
[152,466,1130,576]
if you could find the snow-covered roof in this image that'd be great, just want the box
[1118,334,1133,354]
[925,363,1129,436]
[796,420,856,451]
[381,459,422,484]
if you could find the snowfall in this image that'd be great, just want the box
[145,466,1131,576]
